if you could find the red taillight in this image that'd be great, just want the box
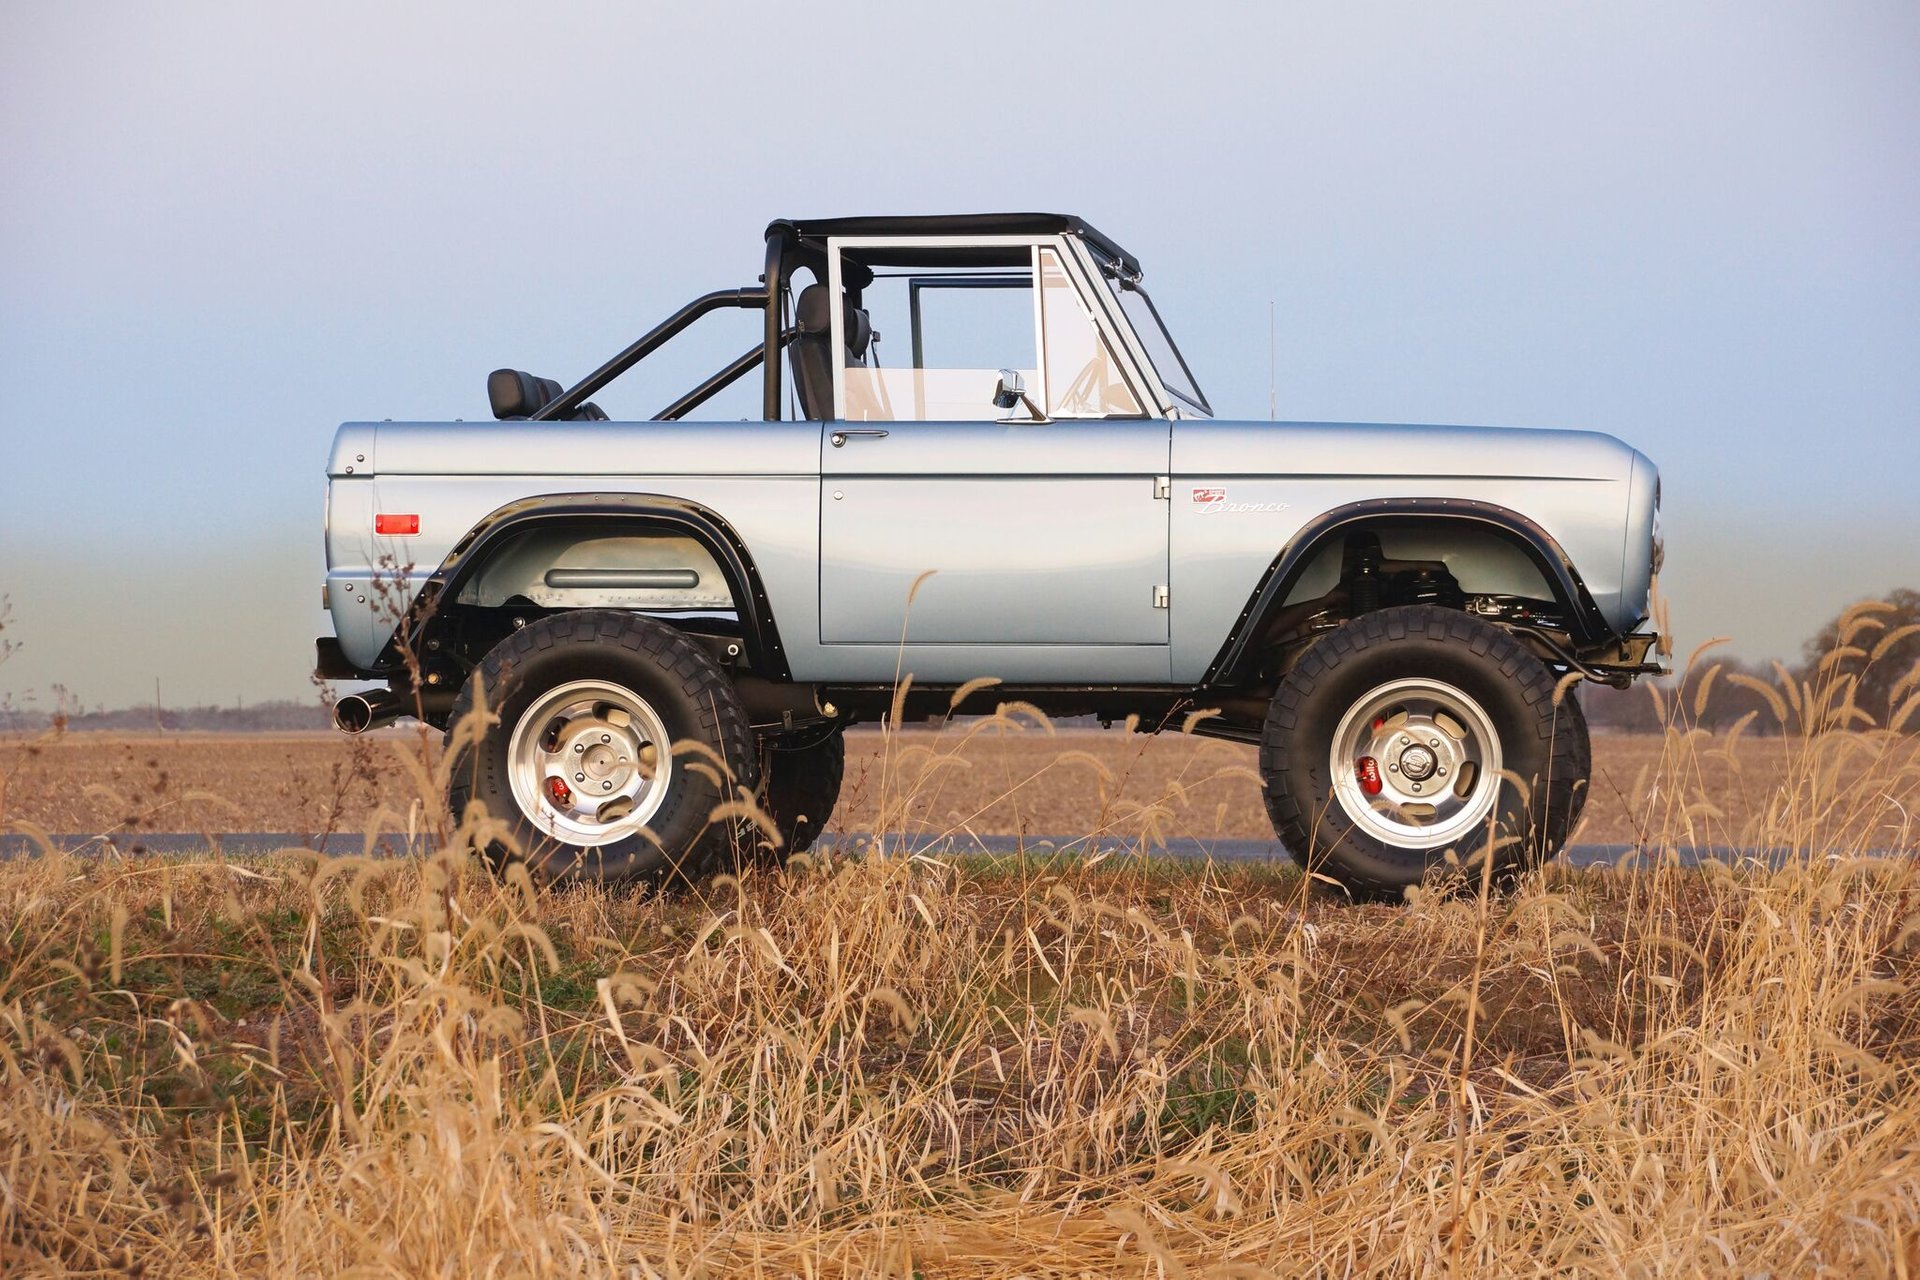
[375,514,419,535]
[546,776,573,807]
[1355,757,1383,796]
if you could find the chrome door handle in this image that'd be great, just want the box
[830,429,890,447]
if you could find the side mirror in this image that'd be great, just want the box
[991,369,1025,410]
[992,369,1047,422]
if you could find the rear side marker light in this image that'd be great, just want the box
[375,514,420,535]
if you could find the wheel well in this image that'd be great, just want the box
[1204,501,1617,689]
[1280,519,1557,609]
[455,527,736,612]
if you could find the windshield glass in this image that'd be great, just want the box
[1089,246,1211,416]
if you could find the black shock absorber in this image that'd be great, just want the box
[1405,565,1465,610]
[1343,532,1383,615]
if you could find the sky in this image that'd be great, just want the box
[2,1,1916,710]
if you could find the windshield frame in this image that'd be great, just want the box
[1083,243,1212,417]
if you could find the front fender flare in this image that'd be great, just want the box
[1201,497,1619,688]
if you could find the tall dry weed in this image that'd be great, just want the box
[3,623,1918,1276]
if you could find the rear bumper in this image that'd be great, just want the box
[314,636,364,681]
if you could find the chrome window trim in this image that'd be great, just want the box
[1029,244,1050,414]
[826,240,845,421]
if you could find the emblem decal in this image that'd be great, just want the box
[1192,487,1291,517]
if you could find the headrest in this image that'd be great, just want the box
[795,285,872,359]
[488,368,564,420]
[795,284,835,336]
[844,308,872,360]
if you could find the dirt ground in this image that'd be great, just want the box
[0,724,1817,847]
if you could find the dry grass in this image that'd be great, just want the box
[4,620,1919,1275]
[0,725,1807,847]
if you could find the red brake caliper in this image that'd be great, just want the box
[547,776,574,807]
[1356,714,1388,796]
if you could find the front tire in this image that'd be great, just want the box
[444,611,757,885]
[1260,606,1590,898]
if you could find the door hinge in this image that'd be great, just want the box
[1152,584,1169,609]
[1153,475,1171,500]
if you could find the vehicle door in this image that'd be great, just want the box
[815,237,1170,677]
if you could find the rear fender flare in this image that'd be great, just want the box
[387,493,790,680]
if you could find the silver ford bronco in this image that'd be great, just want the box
[317,213,1663,896]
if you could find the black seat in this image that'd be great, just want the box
[487,368,608,421]
[790,284,873,420]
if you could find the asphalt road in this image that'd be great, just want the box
[0,831,1887,869]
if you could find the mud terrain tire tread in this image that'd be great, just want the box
[445,610,757,886]
[1260,605,1590,899]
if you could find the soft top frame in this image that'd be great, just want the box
[767,213,1140,276]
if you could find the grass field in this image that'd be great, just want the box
[4,657,1919,1275]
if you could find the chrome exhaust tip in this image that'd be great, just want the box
[334,688,406,735]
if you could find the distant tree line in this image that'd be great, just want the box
[1582,660,1784,734]
[0,700,333,734]
[1585,588,1919,734]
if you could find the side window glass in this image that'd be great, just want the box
[840,259,1037,422]
[1038,248,1142,418]
[830,243,1144,421]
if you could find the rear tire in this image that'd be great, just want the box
[1260,605,1590,899]
[755,728,846,862]
[444,610,757,886]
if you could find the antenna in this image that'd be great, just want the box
[1267,300,1277,421]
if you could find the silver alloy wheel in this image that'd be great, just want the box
[506,679,673,848]
[1327,676,1504,851]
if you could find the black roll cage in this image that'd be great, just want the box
[528,215,1140,425]
[530,232,787,425]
